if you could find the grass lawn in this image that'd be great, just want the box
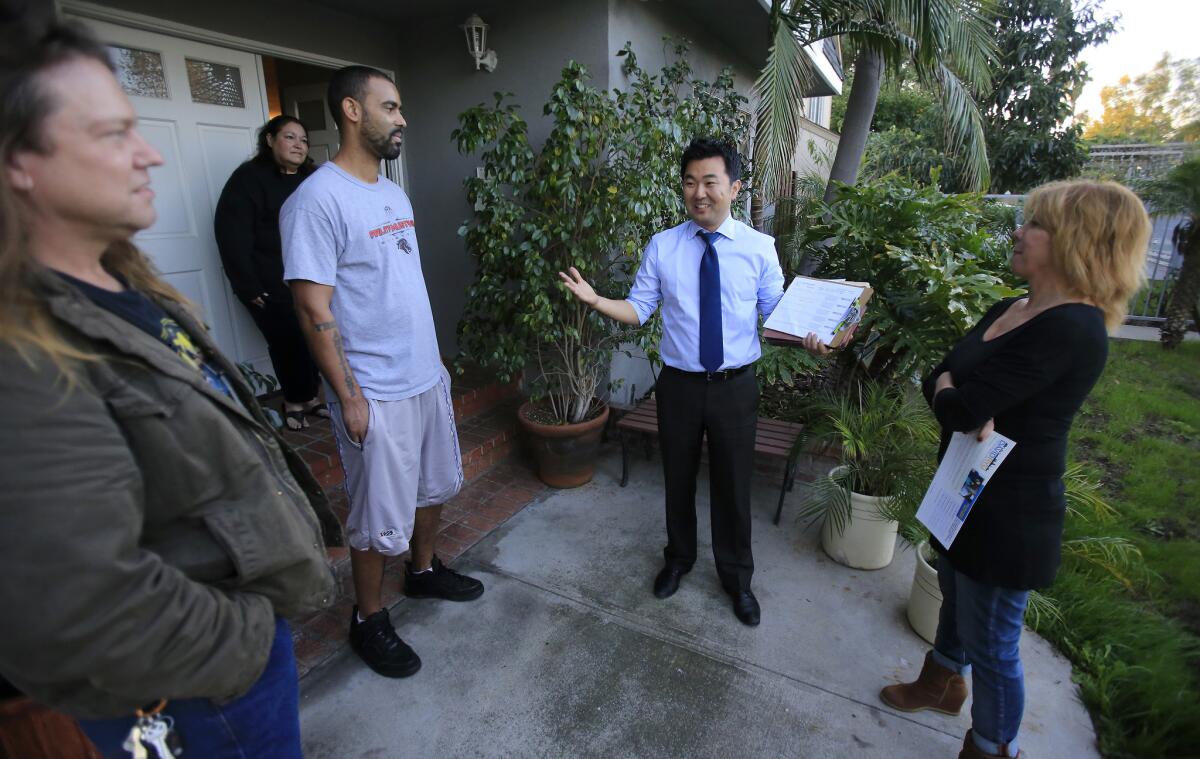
[1032,339,1200,758]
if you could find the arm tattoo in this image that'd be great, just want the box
[314,320,337,332]
[330,331,358,398]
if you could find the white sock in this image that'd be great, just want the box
[411,566,433,575]
[356,610,367,623]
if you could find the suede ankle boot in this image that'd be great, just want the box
[958,729,1019,758]
[879,651,968,715]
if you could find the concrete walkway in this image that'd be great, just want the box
[299,449,1098,758]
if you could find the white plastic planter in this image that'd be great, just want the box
[906,542,942,644]
[819,472,899,569]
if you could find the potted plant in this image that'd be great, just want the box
[452,44,750,487]
[796,381,938,569]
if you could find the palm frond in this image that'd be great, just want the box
[796,468,854,532]
[1063,462,1118,523]
[1134,157,1200,217]
[753,17,820,201]
[924,62,990,191]
[1062,536,1149,591]
[1024,589,1064,630]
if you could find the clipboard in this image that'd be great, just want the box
[763,275,873,349]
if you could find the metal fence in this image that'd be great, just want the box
[1133,212,1187,323]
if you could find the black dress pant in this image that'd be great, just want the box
[245,290,320,404]
[656,364,759,593]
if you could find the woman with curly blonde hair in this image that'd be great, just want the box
[879,179,1150,758]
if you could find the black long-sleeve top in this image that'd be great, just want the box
[213,160,307,304]
[922,297,1108,589]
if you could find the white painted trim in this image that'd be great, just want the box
[802,42,842,96]
[57,0,395,79]
[58,0,407,182]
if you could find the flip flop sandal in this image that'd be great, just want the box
[284,408,308,430]
[305,403,331,419]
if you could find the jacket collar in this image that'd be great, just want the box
[34,266,263,426]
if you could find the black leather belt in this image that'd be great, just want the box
[663,364,752,382]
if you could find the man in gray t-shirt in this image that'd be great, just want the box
[284,66,484,680]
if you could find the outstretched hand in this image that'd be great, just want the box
[558,267,599,307]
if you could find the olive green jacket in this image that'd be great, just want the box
[0,269,343,719]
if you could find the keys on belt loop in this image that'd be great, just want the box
[123,699,184,758]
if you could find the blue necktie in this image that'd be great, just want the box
[697,230,723,373]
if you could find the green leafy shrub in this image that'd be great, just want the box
[801,176,1022,387]
[453,41,750,423]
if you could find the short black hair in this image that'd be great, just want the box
[680,138,741,182]
[326,65,391,131]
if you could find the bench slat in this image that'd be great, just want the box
[617,399,802,461]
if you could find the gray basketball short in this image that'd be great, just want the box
[329,366,463,556]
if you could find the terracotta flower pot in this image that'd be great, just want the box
[517,400,610,488]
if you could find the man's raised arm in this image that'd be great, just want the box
[558,266,641,325]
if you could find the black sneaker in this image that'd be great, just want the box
[348,606,421,678]
[404,555,484,601]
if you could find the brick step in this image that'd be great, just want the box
[450,363,521,421]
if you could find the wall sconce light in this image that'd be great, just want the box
[461,14,498,73]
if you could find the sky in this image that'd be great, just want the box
[1075,0,1200,119]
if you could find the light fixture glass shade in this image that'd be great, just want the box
[461,14,488,62]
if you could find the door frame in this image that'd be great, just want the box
[57,0,407,186]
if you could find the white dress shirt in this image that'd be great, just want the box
[625,215,785,372]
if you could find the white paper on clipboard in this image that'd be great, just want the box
[763,277,868,345]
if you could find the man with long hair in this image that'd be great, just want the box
[284,66,483,679]
[0,18,341,757]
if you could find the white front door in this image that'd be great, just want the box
[71,17,274,373]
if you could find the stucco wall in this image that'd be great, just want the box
[606,0,760,101]
[395,0,611,355]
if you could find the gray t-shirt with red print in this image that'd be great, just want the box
[281,161,441,401]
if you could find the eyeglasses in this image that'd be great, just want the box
[1014,207,1025,230]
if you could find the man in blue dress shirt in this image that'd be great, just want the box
[560,138,826,625]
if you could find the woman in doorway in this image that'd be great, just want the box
[215,115,325,430]
[878,179,1150,758]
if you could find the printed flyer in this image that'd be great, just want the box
[917,431,1016,547]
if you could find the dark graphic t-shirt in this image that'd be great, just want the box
[57,272,237,399]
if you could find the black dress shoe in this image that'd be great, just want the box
[653,565,690,599]
[731,590,761,626]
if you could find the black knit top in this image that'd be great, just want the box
[923,297,1108,589]
[213,160,308,304]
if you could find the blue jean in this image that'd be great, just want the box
[932,556,1029,758]
[79,617,302,759]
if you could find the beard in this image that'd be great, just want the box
[362,119,402,160]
